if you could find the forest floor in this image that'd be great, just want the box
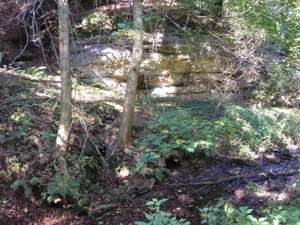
[0,69,300,225]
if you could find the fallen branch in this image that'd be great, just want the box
[93,203,118,212]
[91,203,118,216]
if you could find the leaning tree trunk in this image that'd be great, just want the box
[55,0,72,170]
[119,0,143,148]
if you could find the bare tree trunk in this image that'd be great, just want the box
[214,0,224,16]
[55,0,72,170]
[119,0,143,148]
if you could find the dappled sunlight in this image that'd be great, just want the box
[151,86,177,97]
[73,82,123,104]
[0,0,300,224]
[234,183,293,205]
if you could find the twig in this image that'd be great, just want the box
[92,203,118,214]
[77,112,110,171]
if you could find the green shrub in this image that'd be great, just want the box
[76,12,112,36]
[11,176,43,198]
[44,171,83,204]
[111,13,134,38]
[16,66,47,80]
[225,0,300,107]
[10,110,33,137]
[200,199,257,225]
[138,101,300,177]
[254,62,300,107]
[6,156,22,175]
[200,198,300,225]
[143,11,164,32]
[135,198,190,225]
[11,170,88,207]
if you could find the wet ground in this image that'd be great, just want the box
[88,146,300,225]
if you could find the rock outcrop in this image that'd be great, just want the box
[71,33,232,97]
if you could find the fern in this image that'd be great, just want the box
[45,171,81,203]
[135,198,190,225]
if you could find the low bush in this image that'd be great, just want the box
[16,66,47,80]
[254,62,300,107]
[200,198,300,225]
[76,12,113,36]
[11,170,88,207]
[137,100,300,178]
[135,198,190,225]
[10,153,100,208]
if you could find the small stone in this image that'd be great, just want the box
[228,167,241,175]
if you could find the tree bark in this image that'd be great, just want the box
[214,0,224,16]
[119,0,143,148]
[55,0,72,170]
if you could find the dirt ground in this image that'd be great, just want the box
[1,69,300,225]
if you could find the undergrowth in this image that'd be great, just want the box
[136,189,300,225]
[135,198,190,225]
[10,154,101,209]
[200,197,300,225]
[0,74,118,210]
[138,99,300,179]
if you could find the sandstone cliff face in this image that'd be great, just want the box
[72,33,232,97]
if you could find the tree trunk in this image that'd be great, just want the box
[214,0,224,16]
[55,0,72,170]
[119,0,143,148]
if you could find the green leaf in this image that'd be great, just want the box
[11,179,28,190]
